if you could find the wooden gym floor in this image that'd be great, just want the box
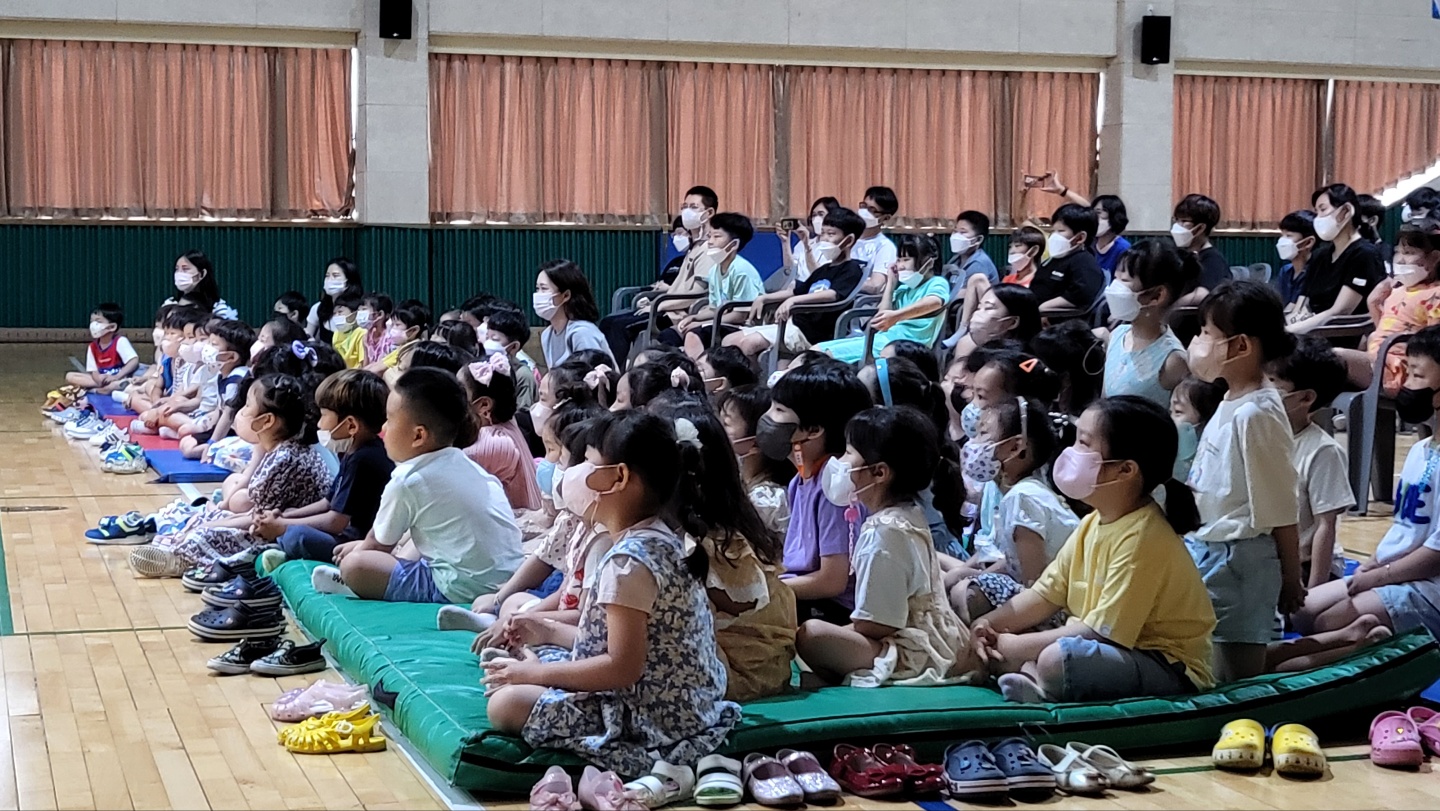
[0,344,1435,810]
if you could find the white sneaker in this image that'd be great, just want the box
[89,422,126,447]
[111,389,130,406]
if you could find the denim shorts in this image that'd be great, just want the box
[1375,580,1440,640]
[1186,534,1281,644]
[526,568,565,600]
[1054,636,1195,702]
[383,558,450,603]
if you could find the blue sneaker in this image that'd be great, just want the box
[64,411,104,438]
[84,511,154,545]
[47,405,82,424]
[944,741,1009,799]
[990,739,1056,794]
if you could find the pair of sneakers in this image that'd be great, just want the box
[207,637,327,676]
[100,441,147,475]
[63,409,105,439]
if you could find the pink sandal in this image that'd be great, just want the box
[1406,707,1440,756]
[530,766,580,811]
[270,679,368,722]
[1370,710,1424,768]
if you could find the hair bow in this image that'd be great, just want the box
[584,364,613,393]
[673,417,701,448]
[670,367,691,389]
[290,340,318,367]
[467,353,511,386]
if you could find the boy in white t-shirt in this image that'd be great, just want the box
[1266,337,1355,588]
[313,368,524,604]
[1293,326,1440,644]
[855,185,900,295]
[65,303,140,395]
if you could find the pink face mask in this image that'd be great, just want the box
[560,461,621,519]
[1053,446,1110,500]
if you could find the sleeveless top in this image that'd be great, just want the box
[1102,324,1184,408]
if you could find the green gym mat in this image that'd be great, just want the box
[271,559,1440,794]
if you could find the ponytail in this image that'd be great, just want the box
[1158,479,1201,535]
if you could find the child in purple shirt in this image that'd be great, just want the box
[756,357,874,623]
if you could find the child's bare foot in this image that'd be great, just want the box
[1364,624,1393,646]
[1339,613,1382,645]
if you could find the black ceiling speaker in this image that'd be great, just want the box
[1140,15,1171,65]
[380,0,412,40]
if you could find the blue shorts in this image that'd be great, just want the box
[526,568,564,599]
[1053,637,1195,702]
[1375,580,1440,640]
[383,558,450,604]
[1186,534,1281,645]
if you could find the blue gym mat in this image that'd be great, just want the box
[89,397,137,419]
[145,450,230,483]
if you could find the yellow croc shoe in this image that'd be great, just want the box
[283,711,387,755]
[1272,723,1326,777]
[1212,719,1265,770]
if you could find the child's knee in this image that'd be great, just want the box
[485,686,532,733]
[965,582,995,623]
[795,618,828,648]
[1034,641,1068,691]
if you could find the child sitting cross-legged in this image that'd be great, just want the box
[312,367,524,604]
[172,318,254,445]
[482,409,740,781]
[1290,325,1440,649]
[973,396,1216,703]
[251,369,395,571]
[64,302,140,396]
[460,351,542,511]
[796,406,979,687]
[130,373,334,577]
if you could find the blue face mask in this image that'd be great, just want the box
[1173,420,1199,481]
[536,459,557,499]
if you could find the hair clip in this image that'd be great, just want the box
[467,354,511,386]
[290,340,318,367]
[670,367,691,389]
[1019,357,1040,373]
[584,365,613,393]
[673,417,701,448]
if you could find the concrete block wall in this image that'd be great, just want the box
[1,0,1437,230]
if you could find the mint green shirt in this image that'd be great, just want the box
[707,256,764,309]
[885,275,951,346]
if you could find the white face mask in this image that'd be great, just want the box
[897,269,920,286]
[199,343,223,369]
[679,207,704,231]
[811,241,840,265]
[705,239,736,261]
[1276,236,1299,261]
[1046,231,1075,259]
[323,277,347,297]
[811,215,825,234]
[174,271,195,292]
[532,291,558,321]
[329,315,355,333]
[355,310,374,329]
[1104,279,1142,322]
[1096,217,1111,237]
[178,342,202,364]
[1007,251,1030,272]
[1314,209,1346,242]
[153,327,165,345]
[1170,222,1196,249]
[858,207,880,228]
[250,340,266,360]
[671,233,691,253]
[1402,204,1415,224]
[89,321,110,340]
[318,429,353,456]
[1395,262,1430,288]
[821,457,858,507]
[950,232,976,254]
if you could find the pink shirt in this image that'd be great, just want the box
[463,420,541,511]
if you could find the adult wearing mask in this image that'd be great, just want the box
[1288,184,1387,336]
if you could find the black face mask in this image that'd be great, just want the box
[756,414,799,462]
[1395,386,1437,425]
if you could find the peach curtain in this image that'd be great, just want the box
[4,39,351,219]
[1173,75,1323,229]
[666,62,774,221]
[1333,80,1440,196]
[430,54,660,224]
[279,47,354,218]
[785,65,1001,225]
[1012,72,1099,224]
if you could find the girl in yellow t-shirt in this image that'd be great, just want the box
[973,395,1217,703]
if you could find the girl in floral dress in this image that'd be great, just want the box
[482,410,739,778]
[130,373,332,577]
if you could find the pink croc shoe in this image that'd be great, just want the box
[1370,710,1424,768]
[530,766,580,811]
[1406,707,1440,756]
[270,679,368,723]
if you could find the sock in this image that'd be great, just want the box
[997,672,1050,704]
[436,604,497,632]
[159,427,180,440]
[129,420,157,435]
[311,565,357,598]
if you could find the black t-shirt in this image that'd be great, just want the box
[1305,239,1386,314]
[1029,250,1104,309]
[330,437,395,541]
[1196,245,1231,291]
[792,259,865,342]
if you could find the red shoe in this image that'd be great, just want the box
[873,742,947,795]
[827,744,904,798]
